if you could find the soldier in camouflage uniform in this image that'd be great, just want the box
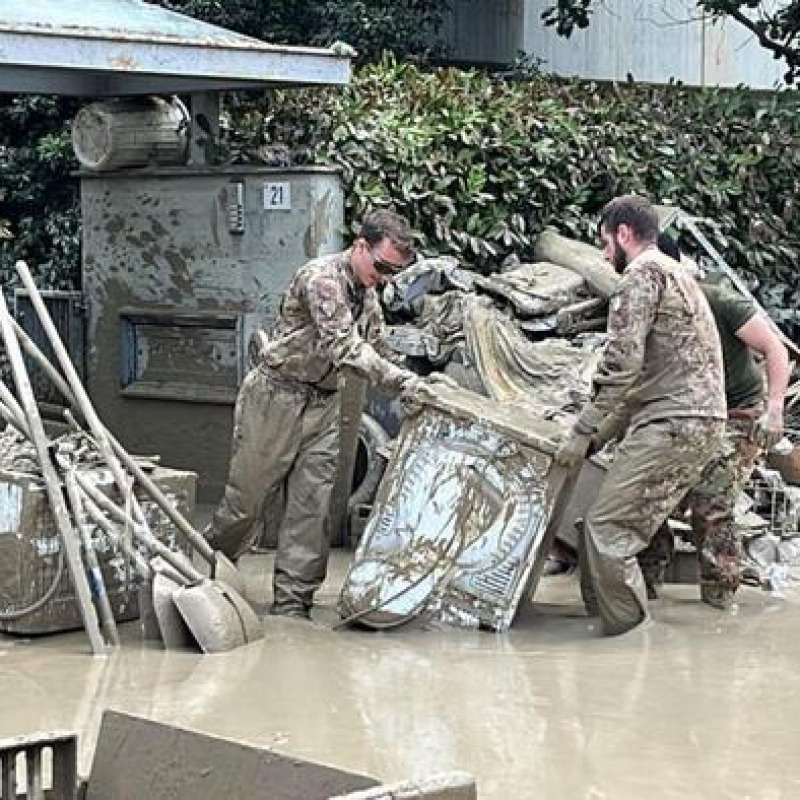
[205,210,446,618]
[556,195,726,636]
[640,235,790,608]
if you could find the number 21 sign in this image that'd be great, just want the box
[263,182,291,211]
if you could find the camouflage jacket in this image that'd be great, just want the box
[578,247,726,433]
[257,249,413,394]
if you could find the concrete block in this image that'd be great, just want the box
[85,710,377,800]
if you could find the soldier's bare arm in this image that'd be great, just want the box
[735,313,791,417]
[736,312,790,447]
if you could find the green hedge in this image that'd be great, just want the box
[0,95,80,289]
[227,58,800,329]
[3,59,800,333]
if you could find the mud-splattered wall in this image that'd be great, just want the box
[81,166,343,499]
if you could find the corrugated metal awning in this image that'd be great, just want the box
[0,0,351,95]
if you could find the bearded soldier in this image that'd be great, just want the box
[555,195,726,636]
[637,234,791,608]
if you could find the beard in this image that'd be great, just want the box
[610,237,629,273]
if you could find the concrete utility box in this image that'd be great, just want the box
[80,166,343,499]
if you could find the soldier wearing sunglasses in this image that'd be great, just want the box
[205,209,452,619]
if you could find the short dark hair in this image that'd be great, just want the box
[657,232,681,261]
[359,210,415,260]
[598,195,659,243]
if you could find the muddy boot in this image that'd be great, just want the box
[700,583,733,610]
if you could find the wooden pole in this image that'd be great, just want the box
[14,261,147,526]
[0,287,107,655]
[61,465,120,646]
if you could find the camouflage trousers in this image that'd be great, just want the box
[580,417,724,636]
[689,415,762,599]
[204,368,340,611]
[638,415,762,602]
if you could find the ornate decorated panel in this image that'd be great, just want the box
[339,390,567,631]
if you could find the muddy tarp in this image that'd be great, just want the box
[461,296,602,416]
[471,261,586,318]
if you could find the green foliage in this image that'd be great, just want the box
[4,57,800,336]
[152,0,450,63]
[0,95,80,289]
[221,59,800,329]
[152,0,325,48]
[314,1,450,63]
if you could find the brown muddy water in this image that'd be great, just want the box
[1,549,798,799]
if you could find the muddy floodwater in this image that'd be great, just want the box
[1,549,799,799]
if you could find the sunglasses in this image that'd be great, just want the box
[368,245,416,277]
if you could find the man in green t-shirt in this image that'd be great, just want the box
[646,235,791,608]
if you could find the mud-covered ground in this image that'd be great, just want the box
[0,544,798,799]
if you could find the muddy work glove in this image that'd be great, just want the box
[752,408,784,451]
[554,428,594,469]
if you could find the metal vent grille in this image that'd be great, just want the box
[13,290,85,409]
[0,732,77,799]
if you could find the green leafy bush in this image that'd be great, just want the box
[224,59,800,330]
[3,59,800,337]
[0,95,80,289]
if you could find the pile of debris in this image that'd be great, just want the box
[381,228,616,419]
[0,260,262,655]
[735,462,800,592]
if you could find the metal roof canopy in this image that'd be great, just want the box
[0,0,351,95]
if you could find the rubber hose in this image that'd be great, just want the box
[0,547,65,620]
